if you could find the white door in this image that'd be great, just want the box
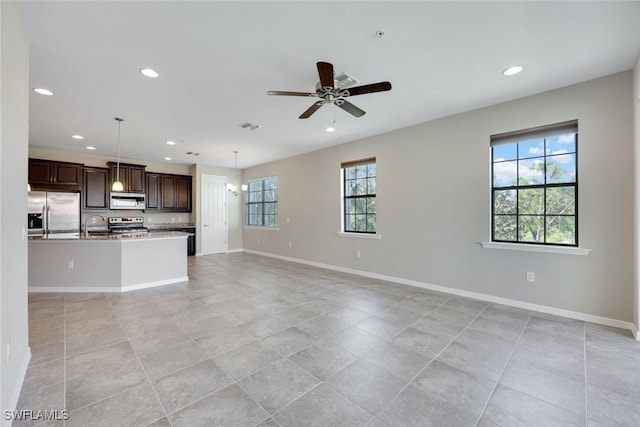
[201,174,228,254]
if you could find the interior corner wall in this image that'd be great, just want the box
[1,1,31,422]
[193,164,243,254]
[634,52,640,337]
[244,71,635,324]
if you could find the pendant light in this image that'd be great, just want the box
[112,117,124,192]
[227,150,247,196]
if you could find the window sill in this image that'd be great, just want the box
[480,241,591,256]
[244,226,280,232]
[336,232,381,240]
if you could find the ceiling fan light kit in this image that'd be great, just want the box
[268,61,392,120]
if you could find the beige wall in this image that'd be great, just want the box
[244,71,635,325]
[634,53,640,336]
[1,1,30,420]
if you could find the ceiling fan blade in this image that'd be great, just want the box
[299,101,324,119]
[267,90,315,97]
[337,100,366,118]
[345,81,392,97]
[317,62,334,89]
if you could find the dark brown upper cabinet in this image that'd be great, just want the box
[82,167,109,210]
[146,172,192,213]
[29,159,82,190]
[145,173,161,211]
[108,162,146,193]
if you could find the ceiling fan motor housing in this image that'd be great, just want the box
[268,61,391,119]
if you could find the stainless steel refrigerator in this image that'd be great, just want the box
[28,191,81,238]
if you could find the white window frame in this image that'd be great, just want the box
[244,176,278,229]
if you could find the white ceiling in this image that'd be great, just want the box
[21,1,640,169]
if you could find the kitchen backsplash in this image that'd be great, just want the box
[81,212,191,229]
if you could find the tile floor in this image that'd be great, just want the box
[17,253,640,426]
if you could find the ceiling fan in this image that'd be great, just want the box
[268,61,392,119]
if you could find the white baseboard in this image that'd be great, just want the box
[121,276,189,292]
[244,249,638,336]
[227,249,243,254]
[5,347,31,426]
[29,276,189,294]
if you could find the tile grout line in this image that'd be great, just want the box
[388,302,497,423]
[105,295,174,427]
[340,296,491,424]
[582,321,588,427]
[63,294,67,427]
[475,311,533,426]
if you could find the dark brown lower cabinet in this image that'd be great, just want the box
[175,227,196,256]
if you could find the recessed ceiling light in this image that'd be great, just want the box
[503,65,524,76]
[164,157,172,161]
[140,68,159,78]
[72,135,84,140]
[86,146,96,150]
[33,88,53,96]
[326,126,335,132]
[166,140,176,145]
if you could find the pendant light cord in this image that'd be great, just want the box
[115,117,124,183]
[333,102,336,126]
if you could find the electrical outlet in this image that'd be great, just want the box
[171,217,176,222]
[257,237,260,244]
[148,217,153,223]
[526,272,535,282]
[6,340,11,363]
[289,241,292,248]
[67,260,74,269]
[356,250,361,258]
[286,217,290,223]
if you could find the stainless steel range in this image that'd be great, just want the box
[108,217,148,234]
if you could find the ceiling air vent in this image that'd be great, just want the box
[335,72,358,88]
[239,122,261,131]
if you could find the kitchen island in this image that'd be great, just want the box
[28,232,189,292]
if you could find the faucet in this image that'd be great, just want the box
[84,215,105,238]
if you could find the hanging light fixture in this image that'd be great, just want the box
[227,150,247,196]
[112,117,125,192]
[326,103,336,132]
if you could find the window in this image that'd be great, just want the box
[245,177,277,227]
[342,158,376,233]
[491,120,577,246]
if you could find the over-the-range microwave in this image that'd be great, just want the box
[109,192,146,210]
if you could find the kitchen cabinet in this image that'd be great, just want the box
[176,176,191,211]
[147,172,192,212]
[83,167,109,210]
[145,173,161,211]
[174,227,196,256]
[29,159,82,190]
[161,175,176,210]
[149,226,196,256]
[108,162,146,193]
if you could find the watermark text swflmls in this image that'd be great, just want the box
[4,409,69,421]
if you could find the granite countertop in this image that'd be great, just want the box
[146,223,195,230]
[29,231,190,241]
